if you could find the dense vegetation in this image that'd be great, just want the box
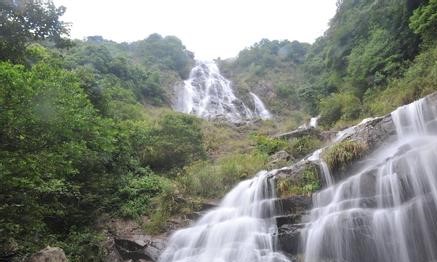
[0,1,200,260]
[3,0,437,260]
[220,39,310,117]
[225,0,437,129]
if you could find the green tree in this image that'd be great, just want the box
[0,61,116,255]
[0,0,70,62]
[410,0,437,43]
[146,113,206,171]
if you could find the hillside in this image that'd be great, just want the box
[2,0,437,261]
[220,0,437,130]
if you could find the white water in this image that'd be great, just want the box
[309,116,319,128]
[250,92,272,120]
[298,116,319,129]
[301,96,437,262]
[173,61,271,122]
[159,171,290,262]
[308,149,333,187]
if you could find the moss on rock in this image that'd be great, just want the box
[323,140,368,171]
[276,165,321,197]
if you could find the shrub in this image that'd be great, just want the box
[144,181,200,234]
[288,136,322,159]
[276,165,321,197]
[364,45,437,116]
[319,93,362,127]
[146,113,206,171]
[323,140,368,171]
[118,172,165,218]
[253,134,288,155]
[58,229,105,262]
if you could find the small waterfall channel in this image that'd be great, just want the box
[173,61,272,122]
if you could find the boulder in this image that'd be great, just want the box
[28,247,67,262]
[114,235,166,262]
[277,224,305,257]
[272,127,320,140]
[267,150,293,169]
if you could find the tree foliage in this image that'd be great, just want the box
[410,0,437,43]
[0,0,70,62]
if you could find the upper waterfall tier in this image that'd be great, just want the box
[173,61,272,122]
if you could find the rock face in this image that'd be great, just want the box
[114,235,166,262]
[273,127,320,140]
[29,247,67,262]
[104,200,220,262]
[270,116,397,258]
[267,150,293,169]
[271,91,437,259]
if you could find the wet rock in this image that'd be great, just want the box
[114,235,166,262]
[275,214,302,227]
[273,160,318,184]
[103,238,123,262]
[346,116,397,150]
[320,130,337,141]
[277,195,312,214]
[28,247,67,262]
[199,200,219,211]
[277,224,305,257]
[267,150,293,169]
[273,127,320,140]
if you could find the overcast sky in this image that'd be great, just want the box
[53,0,338,59]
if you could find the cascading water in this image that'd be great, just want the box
[173,61,271,122]
[301,96,437,262]
[173,61,253,122]
[309,116,319,128]
[250,92,272,120]
[159,171,290,262]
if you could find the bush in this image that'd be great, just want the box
[146,113,206,171]
[253,134,288,155]
[319,93,362,127]
[276,165,321,197]
[364,45,437,116]
[288,136,322,159]
[144,181,198,234]
[323,140,368,171]
[57,229,105,262]
[118,172,165,218]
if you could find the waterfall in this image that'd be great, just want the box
[308,149,333,187]
[159,171,290,262]
[309,116,319,128]
[250,92,272,120]
[301,96,437,262]
[173,61,271,122]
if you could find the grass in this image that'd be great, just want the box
[323,140,368,171]
[177,152,268,198]
[144,152,268,234]
[287,136,322,159]
[276,165,321,197]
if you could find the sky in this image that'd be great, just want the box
[53,0,338,59]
